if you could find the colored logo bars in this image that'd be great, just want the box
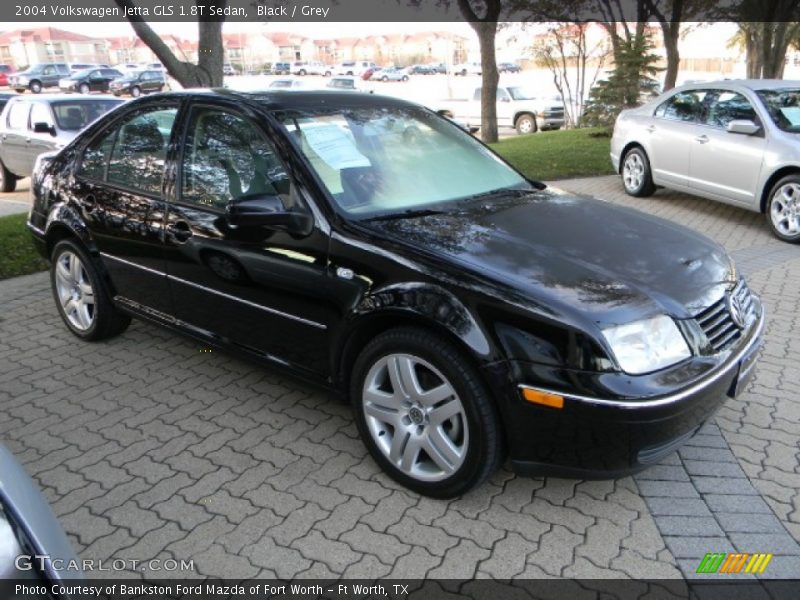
[696,552,773,574]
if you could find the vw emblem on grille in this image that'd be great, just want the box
[727,293,747,329]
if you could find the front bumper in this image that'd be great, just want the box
[499,306,765,478]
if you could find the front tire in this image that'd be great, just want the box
[30,80,42,93]
[50,240,131,341]
[79,83,90,94]
[515,113,537,135]
[0,160,17,193]
[766,175,800,243]
[621,147,656,197]
[351,328,503,498]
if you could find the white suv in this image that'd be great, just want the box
[291,61,332,76]
[336,61,377,77]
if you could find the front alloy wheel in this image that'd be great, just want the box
[352,328,503,497]
[362,353,468,482]
[767,176,800,242]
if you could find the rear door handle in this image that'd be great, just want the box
[82,194,96,212]
[645,125,656,133]
[167,221,193,243]
[695,134,709,144]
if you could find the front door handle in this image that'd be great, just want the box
[695,134,709,144]
[167,221,193,243]
[646,125,656,133]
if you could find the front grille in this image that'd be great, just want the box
[694,279,754,353]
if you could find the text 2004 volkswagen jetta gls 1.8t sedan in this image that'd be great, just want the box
[27,90,765,497]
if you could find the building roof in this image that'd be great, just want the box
[0,27,101,45]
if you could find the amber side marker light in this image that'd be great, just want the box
[521,387,564,409]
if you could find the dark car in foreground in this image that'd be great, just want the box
[59,67,123,94]
[27,90,764,497]
[10,63,70,93]
[0,445,84,588]
[109,69,165,97]
[0,94,122,191]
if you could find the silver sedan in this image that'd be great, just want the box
[611,79,800,243]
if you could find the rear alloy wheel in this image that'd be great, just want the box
[351,328,503,498]
[515,113,537,135]
[131,86,141,97]
[30,80,42,93]
[0,160,17,193]
[621,147,656,197]
[767,176,800,243]
[50,240,130,341]
[79,83,90,94]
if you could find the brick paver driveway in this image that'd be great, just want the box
[1,175,798,580]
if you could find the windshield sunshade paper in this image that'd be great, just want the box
[300,124,371,170]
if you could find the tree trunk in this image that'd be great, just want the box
[472,21,499,143]
[114,0,225,88]
[661,24,680,91]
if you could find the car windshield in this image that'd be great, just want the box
[756,88,800,132]
[51,99,122,130]
[507,86,536,100]
[279,106,531,218]
[70,69,94,79]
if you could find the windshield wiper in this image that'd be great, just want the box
[363,208,449,222]
[464,186,535,202]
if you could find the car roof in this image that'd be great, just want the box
[143,88,417,111]
[672,79,800,92]
[7,93,121,103]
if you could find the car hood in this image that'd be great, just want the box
[366,189,735,327]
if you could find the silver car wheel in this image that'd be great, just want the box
[54,251,95,331]
[362,353,468,482]
[771,183,800,236]
[623,152,644,192]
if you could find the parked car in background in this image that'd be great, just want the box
[272,61,291,75]
[409,64,435,75]
[59,67,123,94]
[1,445,84,586]
[27,89,764,497]
[453,62,482,76]
[378,67,410,82]
[10,63,70,93]
[337,60,378,77]
[109,69,165,97]
[0,94,122,191]
[326,76,369,91]
[439,85,564,134]
[290,61,332,76]
[499,62,522,73]
[268,78,315,90]
[612,79,800,243]
[0,65,15,87]
[223,63,238,76]
[429,62,447,74]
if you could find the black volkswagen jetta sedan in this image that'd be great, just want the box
[27,90,764,497]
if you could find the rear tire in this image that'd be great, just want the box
[350,327,504,498]
[50,240,131,341]
[131,86,141,97]
[0,160,17,193]
[79,83,90,94]
[766,175,800,243]
[621,147,656,197]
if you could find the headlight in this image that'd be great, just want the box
[602,315,690,375]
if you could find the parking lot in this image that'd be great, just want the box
[1,174,799,580]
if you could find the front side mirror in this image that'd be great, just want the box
[226,194,313,235]
[33,122,55,136]
[727,119,760,135]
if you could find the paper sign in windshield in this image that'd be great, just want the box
[779,106,800,126]
[301,125,371,170]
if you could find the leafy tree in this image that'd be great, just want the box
[582,31,662,128]
[114,0,226,88]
